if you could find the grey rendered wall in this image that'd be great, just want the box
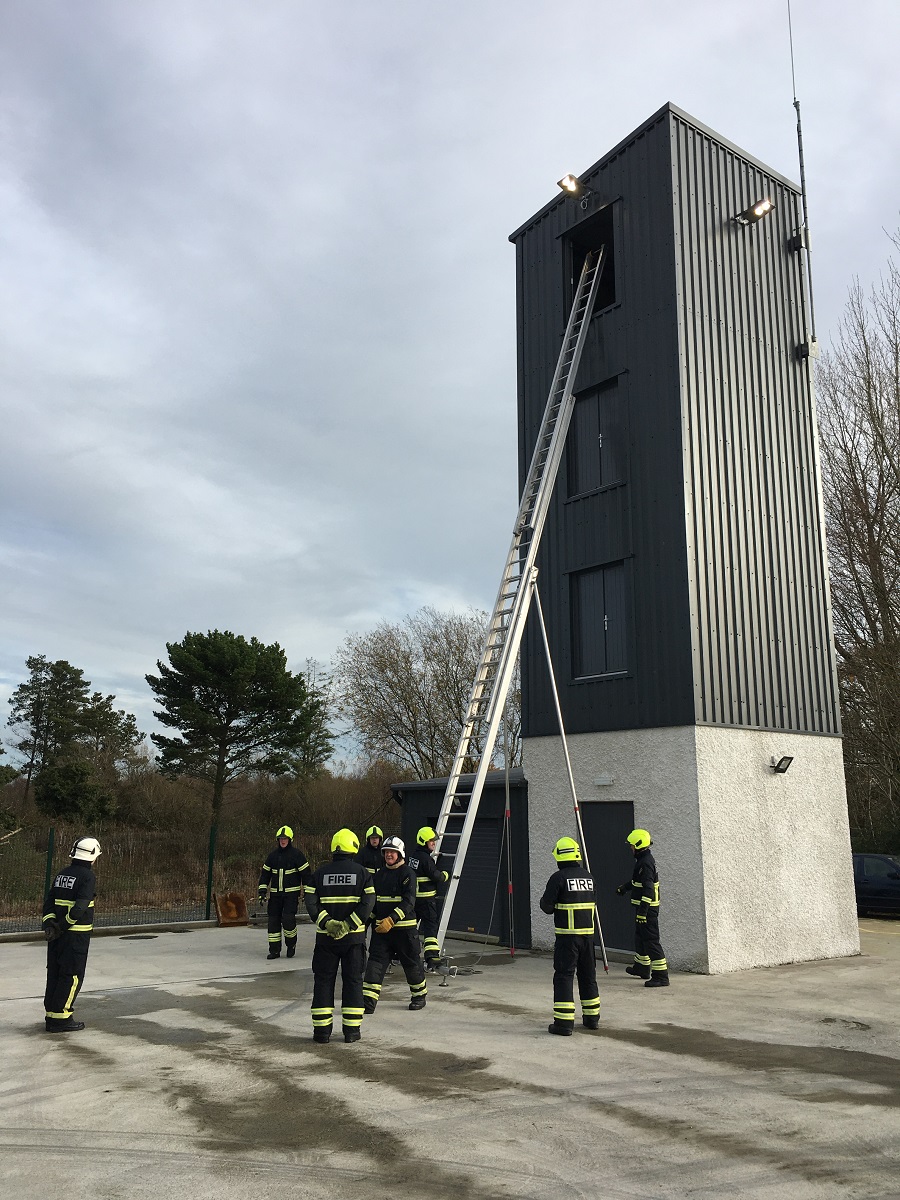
[525,725,858,973]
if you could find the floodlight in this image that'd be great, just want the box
[734,197,775,226]
[558,174,581,195]
[770,755,794,774]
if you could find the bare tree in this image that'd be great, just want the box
[818,232,900,849]
[334,606,521,779]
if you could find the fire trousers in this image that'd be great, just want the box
[363,927,427,1006]
[415,898,441,961]
[633,911,668,978]
[45,932,91,1023]
[311,939,366,1032]
[552,935,600,1027]
[267,893,299,951]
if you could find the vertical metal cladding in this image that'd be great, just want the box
[670,114,840,734]
[512,104,840,739]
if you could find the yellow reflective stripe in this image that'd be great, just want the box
[321,894,363,903]
[364,885,375,895]
[262,865,273,873]
[376,895,402,902]
[68,925,93,932]
[395,918,416,927]
[64,975,79,1014]
[557,903,594,910]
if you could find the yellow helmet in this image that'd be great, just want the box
[417,826,438,846]
[553,836,582,863]
[627,828,652,850]
[275,826,294,841]
[365,826,383,842]
[331,828,359,855]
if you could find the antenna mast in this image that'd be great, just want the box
[788,0,817,351]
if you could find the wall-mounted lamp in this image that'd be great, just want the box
[558,174,592,210]
[770,755,794,774]
[734,197,775,227]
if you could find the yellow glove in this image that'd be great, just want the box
[375,916,395,934]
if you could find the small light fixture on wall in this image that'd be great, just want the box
[770,755,793,774]
[734,197,775,226]
[558,174,592,210]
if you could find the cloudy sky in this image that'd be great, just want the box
[1,0,898,743]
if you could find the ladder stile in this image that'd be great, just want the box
[434,248,607,951]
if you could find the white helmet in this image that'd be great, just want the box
[70,836,102,863]
[381,835,405,861]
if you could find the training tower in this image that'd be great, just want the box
[511,103,858,972]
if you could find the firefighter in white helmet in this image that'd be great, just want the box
[362,836,428,1013]
[41,836,102,1032]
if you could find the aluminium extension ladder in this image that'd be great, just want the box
[434,247,607,951]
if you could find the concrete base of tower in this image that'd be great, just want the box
[524,725,859,974]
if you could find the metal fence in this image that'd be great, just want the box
[0,822,334,935]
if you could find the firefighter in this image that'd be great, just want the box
[42,836,101,1032]
[617,828,669,987]
[304,829,375,1043]
[359,825,384,876]
[257,825,312,959]
[408,825,449,967]
[539,836,601,1036]
[362,836,428,1013]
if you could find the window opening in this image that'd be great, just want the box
[567,202,617,313]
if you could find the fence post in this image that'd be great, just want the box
[205,824,218,920]
[43,827,55,901]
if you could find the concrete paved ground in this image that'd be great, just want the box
[1,918,899,1200]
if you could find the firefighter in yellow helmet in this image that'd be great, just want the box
[617,828,669,986]
[409,825,449,967]
[304,829,375,1043]
[257,825,312,960]
[539,837,601,1035]
[360,826,384,876]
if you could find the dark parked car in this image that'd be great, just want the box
[853,853,900,915]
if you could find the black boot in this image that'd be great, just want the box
[626,964,651,979]
[582,1015,600,1030]
[343,1028,361,1043]
[547,1021,573,1036]
[363,997,377,1014]
[313,1026,332,1043]
[267,948,281,960]
[408,996,427,1011]
[45,1018,85,1033]
[645,973,670,988]
[286,945,296,958]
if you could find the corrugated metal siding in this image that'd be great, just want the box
[670,115,840,733]
[512,104,840,739]
[514,114,695,738]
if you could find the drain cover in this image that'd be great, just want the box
[119,934,159,940]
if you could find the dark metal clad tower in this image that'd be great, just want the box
[510,103,840,741]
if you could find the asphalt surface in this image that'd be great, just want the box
[1,918,899,1199]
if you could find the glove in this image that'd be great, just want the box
[375,916,395,934]
[635,912,647,924]
[43,919,61,942]
[257,891,268,905]
[616,885,628,896]
[324,919,350,939]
